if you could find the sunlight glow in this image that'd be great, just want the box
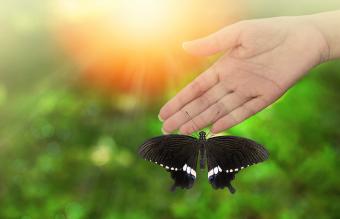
[55,0,244,97]
[116,0,170,37]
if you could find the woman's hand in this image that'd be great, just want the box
[159,16,331,134]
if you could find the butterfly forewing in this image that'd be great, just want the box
[207,136,269,171]
[138,134,199,190]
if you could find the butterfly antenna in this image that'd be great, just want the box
[206,110,221,138]
[185,111,200,136]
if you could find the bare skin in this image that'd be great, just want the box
[159,11,340,134]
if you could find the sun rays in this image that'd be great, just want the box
[54,0,244,101]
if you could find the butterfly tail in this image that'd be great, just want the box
[170,184,177,192]
[227,183,236,194]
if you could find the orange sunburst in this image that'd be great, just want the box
[53,0,244,99]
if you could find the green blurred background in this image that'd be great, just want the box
[0,1,340,219]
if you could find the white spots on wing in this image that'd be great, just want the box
[208,169,214,178]
[181,163,196,178]
[209,165,224,178]
[183,164,187,171]
[157,163,179,172]
[209,164,245,178]
[153,162,196,178]
[187,166,191,174]
[208,164,248,178]
[191,169,196,178]
[150,160,196,174]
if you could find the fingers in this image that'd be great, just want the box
[159,68,219,122]
[179,92,250,134]
[211,97,268,133]
[182,22,241,56]
[162,83,233,133]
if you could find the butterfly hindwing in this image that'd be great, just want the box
[138,134,199,191]
[206,136,269,193]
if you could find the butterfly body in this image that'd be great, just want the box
[138,131,269,194]
[198,131,206,170]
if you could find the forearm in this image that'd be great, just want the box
[306,10,340,61]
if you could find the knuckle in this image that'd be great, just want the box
[248,97,268,113]
[190,80,204,95]
[229,111,242,124]
[251,99,265,112]
[215,101,226,113]
[259,96,270,106]
[198,93,214,107]
[243,105,257,116]
[211,64,220,76]
[196,95,209,109]
[180,108,190,121]
[234,87,251,99]
[177,95,186,107]
[220,80,233,94]
[210,109,222,123]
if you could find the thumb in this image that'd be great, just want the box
[182,23,241,56]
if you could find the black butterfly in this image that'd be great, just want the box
[138,131,269,194]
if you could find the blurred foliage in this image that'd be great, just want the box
[1,56,340,219]
[1,1,340,219]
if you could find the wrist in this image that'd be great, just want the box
[303,11,340,62]
[300,14,331,63]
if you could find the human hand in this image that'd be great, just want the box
[159,16,330,134]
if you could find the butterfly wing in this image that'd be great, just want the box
[138,134,199,191]
[206,136,269,193]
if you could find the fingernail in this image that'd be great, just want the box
[158,114,163,122]
[161,128,169,135]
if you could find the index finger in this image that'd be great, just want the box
[159,68,219,121]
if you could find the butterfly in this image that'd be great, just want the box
[138,131,269,194]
